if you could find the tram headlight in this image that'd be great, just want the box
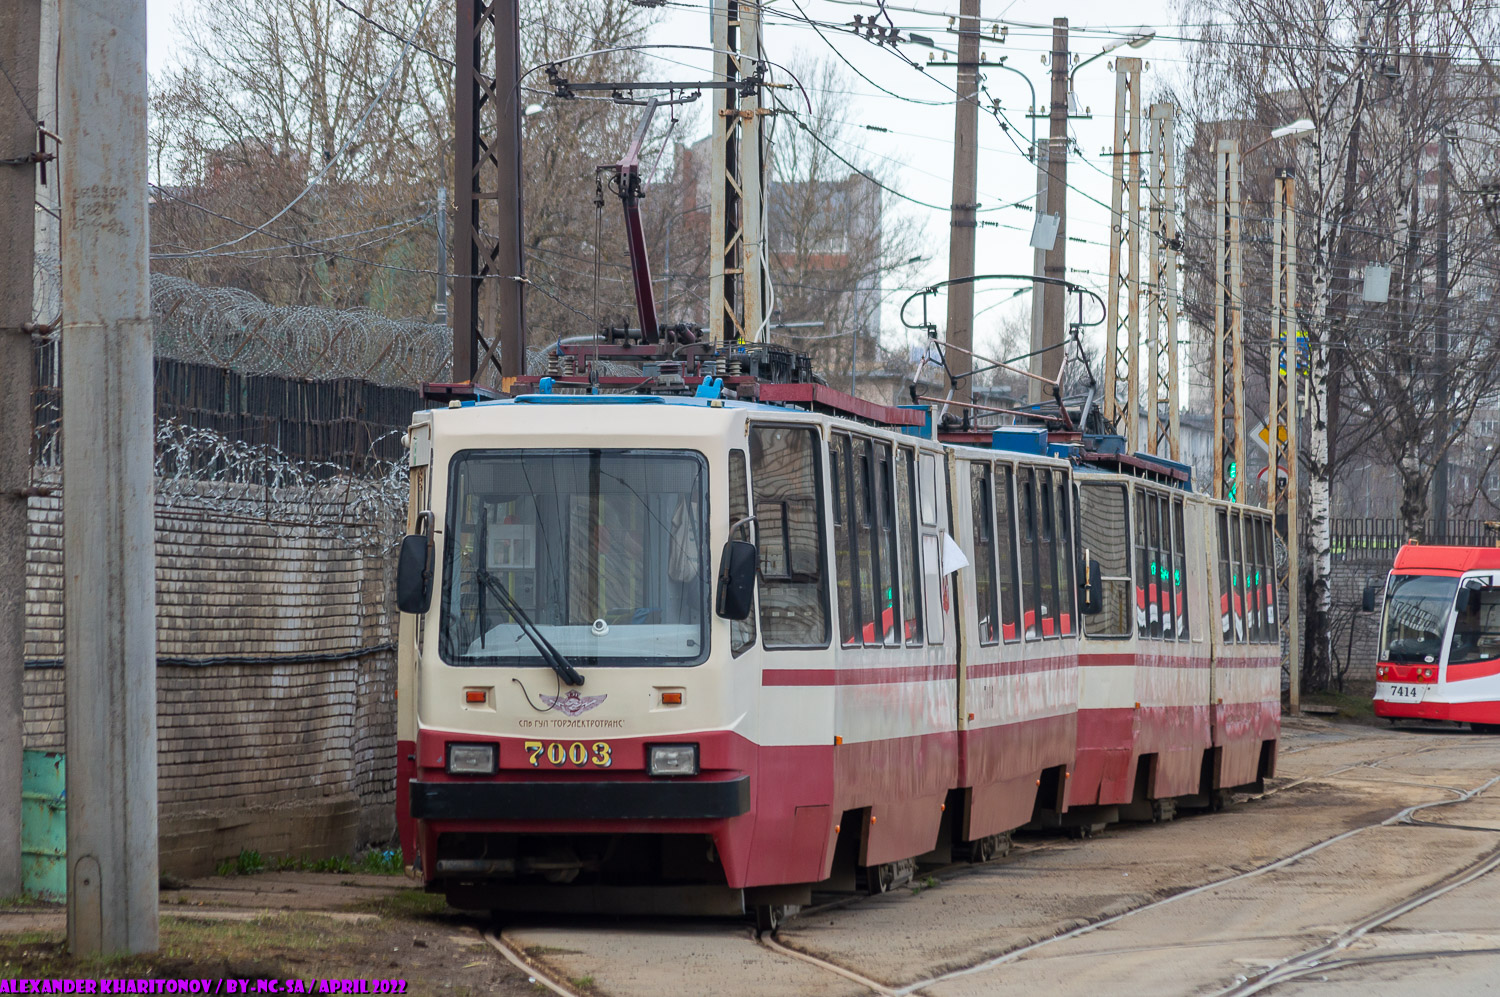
[447,742,497,775]
[647,743,699,777]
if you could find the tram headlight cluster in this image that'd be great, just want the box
[647,743,699,777]
[447,742,498,775]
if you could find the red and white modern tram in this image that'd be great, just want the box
[392,390,1280,924]
[1372,542,1500,731]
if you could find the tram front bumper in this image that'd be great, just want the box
[409,774,751,821]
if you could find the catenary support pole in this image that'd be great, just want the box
[1432,131,1450,538]
[944,0,980,410]
[60,0,159,955]
[1270,169,1300,716]
[0,0,42,901]
[1028,135,1049,405]
[1103,58,1142,449]
[1212,139,1243,500]
[1037,18,1069,393]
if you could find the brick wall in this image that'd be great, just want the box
[21,469,402,875]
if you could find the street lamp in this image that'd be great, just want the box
[1245,118,1315,156]
[1067,30,1155,112]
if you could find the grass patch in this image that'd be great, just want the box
[349,888,453,921]
[216,848,404,877]
[1302,689,1377,722]
[909,875,940,895]
[569,975,595,991]
[0,913,361,980]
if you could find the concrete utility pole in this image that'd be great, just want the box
[944,0,981,410]
[1270,169,1300,716]
[1103,58,1143,450]
[1432,131,1451,538]
[0,0,42,902]
[1028,135,1049,405]
[60,0,159,955]
[1212,139,1245,501]
[1037,18,1070,394]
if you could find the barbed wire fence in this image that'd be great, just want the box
[30,272,651,546]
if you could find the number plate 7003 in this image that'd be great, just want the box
[523,740,613,768]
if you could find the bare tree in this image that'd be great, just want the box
[149,0,663,336]
[1170,0,1500,690]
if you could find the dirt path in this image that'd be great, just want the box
[8,717,1498,997]
[505,718,1500,996]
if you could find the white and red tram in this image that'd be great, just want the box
[1372,543,1500,730]
[393,391,1279,922]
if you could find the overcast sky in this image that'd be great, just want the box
[144,0,1187,360]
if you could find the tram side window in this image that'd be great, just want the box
[1248,516,1266,642]
[730,449,756,656]
[1135,489,1151,638]
[1449,585,1500,663]
[854,440,880,647]
[1145,492,1163,639]
[1054,477,1076,638]
[830,434,860,647]
[971,463,1000,645]
[1260,518,1278,640]
[1019,469,1042,640]
[876,442,901,646]
[1079,483,1132,637]
[897,447,924,646]
[749,425,829,648]
[919,453,945,647]
[1243,513,1261,642]
[1216,510,1234,643]
[1173,498,1190,641]
[1039,470,1060,638]
[997,465,1022,643]
[1156,495,1172,640]
[1228,511,1246,642]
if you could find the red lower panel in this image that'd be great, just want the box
[1375,697,1500,724]
[1067,706,1210,806]
[958,714,1075,836]
[834,731,958,868]
[1213,700,1279,788]
[397,740,417,864]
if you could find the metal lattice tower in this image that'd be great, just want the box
[1269,168,1300,711]
[1103,58,1143,449]
[1146,103,1180,461]
[453,0,525,388]
[1212,139,1245,500]
[708,0,767,345]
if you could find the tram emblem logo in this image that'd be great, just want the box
[543,690,608,716]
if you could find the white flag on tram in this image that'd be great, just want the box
[940,531,969,574]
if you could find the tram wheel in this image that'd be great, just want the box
[753,904,785,935]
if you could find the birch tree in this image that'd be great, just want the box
[1171,0,1500,690]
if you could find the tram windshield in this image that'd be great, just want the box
[1379,574,1457,663]
[439,449,710,667]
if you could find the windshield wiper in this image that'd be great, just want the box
[475,517,584,687]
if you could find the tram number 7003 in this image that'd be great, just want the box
[523,740,613,768]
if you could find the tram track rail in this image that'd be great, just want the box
[484,929,585,997]
[480,737,1500,997]
[765,763,1500,997]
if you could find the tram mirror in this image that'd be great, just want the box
[715,540,757,621]
[1080,557,1104,616]
[1361,584,1379,613]
[396,533,434,614]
